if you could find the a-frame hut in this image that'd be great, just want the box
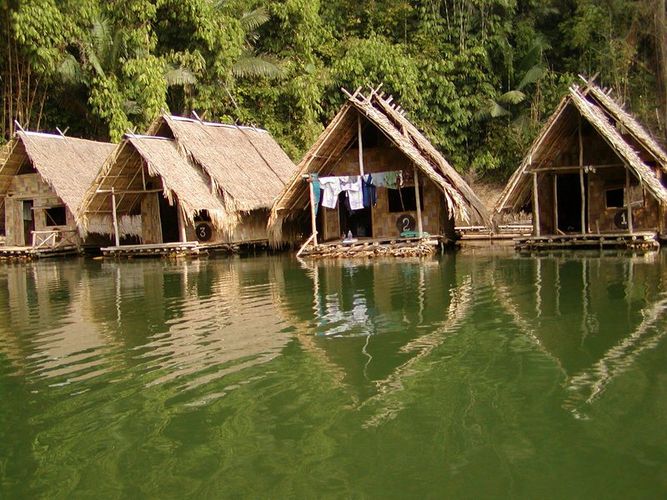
[268,87,489,258]
[0,131,114,256]
[79,115,296,256]
[495,81,667,250]
[78,134,230,255]
[149,115,296,243]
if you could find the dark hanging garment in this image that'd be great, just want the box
[362,174,377,208]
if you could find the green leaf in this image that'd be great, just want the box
[498,90,526,105]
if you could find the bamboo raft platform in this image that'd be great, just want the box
[298,236,446,259]
[0,245,80,260]
[457,224,533,242]
[515,232,659,251]
[101,241,201,258]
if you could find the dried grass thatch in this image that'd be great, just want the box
[268,87,490,244]
[149,115,296,212]
[78,135,233,233]
[0,131,115,215]
[495,82,667,214]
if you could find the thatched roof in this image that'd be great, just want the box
[0,131,115,214]
[495,83,667,214]
[79,135,231,230]
[148,115,295,212]
[268,87,490,242]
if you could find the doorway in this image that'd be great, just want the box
[158,196,180,243]
[338,192,372,238]
[22,200,34,246]
[556,173,588,233]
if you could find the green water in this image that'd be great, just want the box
[1,251,667,499]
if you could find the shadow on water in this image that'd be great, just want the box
[0,251,666,497]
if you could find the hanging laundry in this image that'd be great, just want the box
[362,174,377,208]
[319,177,342,209]
[373,170,402,189]
[310,174,321,215]
[343,176,364,210]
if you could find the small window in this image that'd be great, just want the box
[388,187,422,213]
[605,186,644,209]
[45,206,67,226]
[605,188,624,208]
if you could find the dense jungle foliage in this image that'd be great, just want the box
[1,0,666,179]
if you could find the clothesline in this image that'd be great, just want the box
[309,170,403,212]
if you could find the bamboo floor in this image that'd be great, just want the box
[514,231,659,251]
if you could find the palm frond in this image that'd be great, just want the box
[232,54,282,79]
[164,66,198,86]
[498,89,526,105]
[517,66,545,90]
[58,54,84,85]
[240,7,270,32]
[490,102,511,118]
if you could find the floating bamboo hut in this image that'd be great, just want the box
[495,80,667,250]
[0,131,115,258]
[268,87,489,258]
[79,115,296,257]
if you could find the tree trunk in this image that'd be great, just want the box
[656,0,667,138]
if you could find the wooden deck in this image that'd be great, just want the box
[515,232,659,251]
[299,236,448,259]
[0,245,80,259]
[101,241,201,258]
[456,224,533,242]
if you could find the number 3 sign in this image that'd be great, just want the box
[196,222,213,242]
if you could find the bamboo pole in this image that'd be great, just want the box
[111,187,120,247]
[308,176,318,246]
[533,172,541,236]
[580,169,586,235]
[579,117,586,234]
[626,168,634,233]
[553,174,558,232]
[357,114,365,176]
[177,206,187,242]
[414,165,423,237]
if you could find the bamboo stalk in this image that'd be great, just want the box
[414,165,423,237]
[533,172,540,236]
[626,169,634,233]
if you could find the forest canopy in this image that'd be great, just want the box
[2,0,666,179]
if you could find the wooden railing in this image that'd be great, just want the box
[32,229,79,249]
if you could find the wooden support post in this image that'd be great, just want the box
[111,187,120,247]
[553,175,558,232]
[357,114,365,177]
[579,169,586,235]
[626,168,634,233]
[308,176,318,246]
[532,172,541,237]
[413,165,423,237]
[579,117,586,234]
[177,207,187,242]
